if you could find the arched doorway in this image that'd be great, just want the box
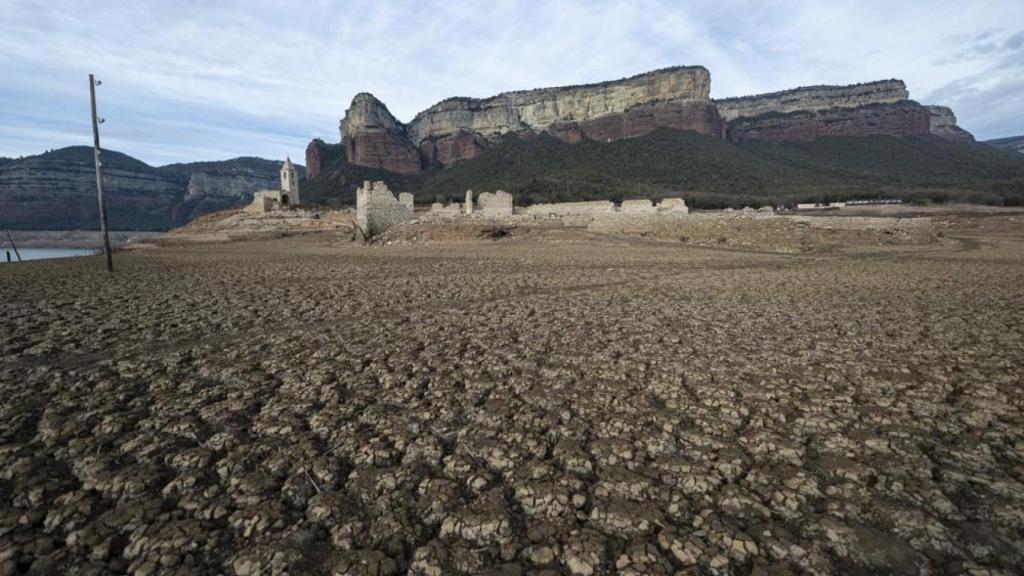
[281,194,290,206]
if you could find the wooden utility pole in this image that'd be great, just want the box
[89,73,113,272]
[4,229,21,262]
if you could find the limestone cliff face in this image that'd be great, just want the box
[926,106,975,143]
[406,66,713,144]
[715,80,951,144]
[727,101,932,143]
[328,70,975,173]
[716,80,909,122]
[340,93,421,174]
[339,67,721,170]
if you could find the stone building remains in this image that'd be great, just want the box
[248,158,302,213]
[356,181,416,236]
[354,183,930,245]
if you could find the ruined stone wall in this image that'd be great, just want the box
[477,191,513,216]
[355,181,415,236]
[619,199,655,213]
[523,201,616,216]
[429,202,463,216]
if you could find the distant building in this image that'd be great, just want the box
[280,157,300,205]
[248,158,301,213]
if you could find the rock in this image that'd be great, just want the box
[340,93,422,174]
[927,105,975,143]
[727,101,932,143]
[339,66,721,171]
[305,138,341,179]
[406,66,714,145]
[716,80,909,121]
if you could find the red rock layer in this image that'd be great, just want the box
[343,132,422,174]
[727,102,931,143]
[412,103,725,168]
[419,132,488,167]
[305,139,327,179]
[570,102,724,142]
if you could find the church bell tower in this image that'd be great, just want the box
[280,157,300,205]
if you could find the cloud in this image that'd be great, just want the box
[2,0,1023,164]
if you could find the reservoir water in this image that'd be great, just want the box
[2,247,99,263]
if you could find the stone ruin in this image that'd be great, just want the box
[476,191,513,216]
[247,159,302,213]
[424,191,691,223]
[354,183,933,247]
[355,181,415,236]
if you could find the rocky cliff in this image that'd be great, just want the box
[338,67,722,171]
[926,106,975,143]
[0,148,301,230]
[406,66,713,143]
[325,67,980,173]
[727,101,932,143]
[716,81,977,144]
[340,93,425,174]
[715,80,909,121]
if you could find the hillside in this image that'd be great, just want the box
[302,129,1024,208]
[0,147,301,230]
[985,136,1024,155]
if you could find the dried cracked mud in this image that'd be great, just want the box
[2,228,1023,575]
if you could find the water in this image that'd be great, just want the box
[1,247,99,263]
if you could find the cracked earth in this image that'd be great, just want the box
[1,225,1023,575]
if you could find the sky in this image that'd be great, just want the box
[1,0,1022,165]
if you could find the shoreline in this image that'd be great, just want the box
[3,230,165,249]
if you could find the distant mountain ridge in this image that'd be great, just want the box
[985,136,1024,155]
[0,147,303,230]
[317,67,976,174]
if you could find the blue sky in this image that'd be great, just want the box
[1,0,1022,165]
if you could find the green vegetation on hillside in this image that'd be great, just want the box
[302,130,1024,208]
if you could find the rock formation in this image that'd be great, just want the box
[717,81,935,143]
[715,80,909,122]
[340,94,422,174]
[338,67,722,171]
[321,68,980,174]
[727,101,932,143]
[305,139,328,179]
[926,106,975,143]
[407,66,717,146]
